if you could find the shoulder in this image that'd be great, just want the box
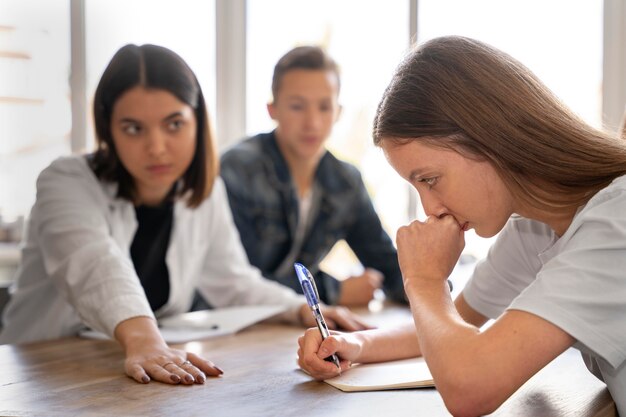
[583,175,626,212]
[566,175,626,235]
[221,134,267,167]
[38,155,102,192]
[322,151,361,176]
[41,154,91,177]
[317,151,365,191]
[220,134,284,196]
[36,154,119,206]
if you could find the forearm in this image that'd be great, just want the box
[114,316,167,352]
[353,322,421,363]
[407,280,480,372]
[406,280,503,415]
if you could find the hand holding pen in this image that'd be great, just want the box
[294,263,342,369]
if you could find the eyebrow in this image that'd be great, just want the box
[408,168,430,181]
[118,111,185,124]
[284,95,332,102]
[162,111,185,121]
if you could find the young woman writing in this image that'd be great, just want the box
[297,36,625,416]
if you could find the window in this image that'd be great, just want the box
[0,0,70,223]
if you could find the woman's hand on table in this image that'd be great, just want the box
[124,340,223,384]
[115,316,223,384]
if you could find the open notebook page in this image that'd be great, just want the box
[324,357,434,392]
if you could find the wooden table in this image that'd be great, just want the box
[0,304,616,417]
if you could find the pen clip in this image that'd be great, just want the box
[303,268,321,301]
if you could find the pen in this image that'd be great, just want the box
[294,263,341,369]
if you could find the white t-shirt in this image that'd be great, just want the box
[463,175,626,415]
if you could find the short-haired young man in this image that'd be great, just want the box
[220,46,406,306]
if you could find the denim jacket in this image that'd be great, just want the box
[220,131,406,305]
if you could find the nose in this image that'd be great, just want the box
[418,190,448,218]
[304,107,323,130]
[146,130,167,157]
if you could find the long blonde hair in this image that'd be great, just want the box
[373,36,626,211]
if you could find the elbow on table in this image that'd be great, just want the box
[438,377,508,417]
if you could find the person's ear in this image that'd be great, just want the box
[267,102,277,121]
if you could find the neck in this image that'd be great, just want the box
[517,204,578,237]
[135,185,172,207]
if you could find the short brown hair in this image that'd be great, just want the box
[374,36,626,211]
[91,44,218,208]
[271,46,341,101]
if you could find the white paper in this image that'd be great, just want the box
[79,304,287,344]
[324,357,434,392]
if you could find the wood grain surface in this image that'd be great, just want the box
[0,304,616,417]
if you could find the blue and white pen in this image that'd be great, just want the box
[294,263,341,369]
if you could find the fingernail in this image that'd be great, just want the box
[197,373,206,383]
[171,374,180,383]
[319,348,328,356]
[141,375,150,383]
[213,366,224,375]
[184,375,194,383]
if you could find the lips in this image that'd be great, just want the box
[301,136,321,145]
[147,164,173,175]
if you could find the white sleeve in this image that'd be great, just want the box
[35,158,153,336]
[195,179,305,320]
[510,196,626,369]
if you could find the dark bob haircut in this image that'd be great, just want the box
[90,44,218,208]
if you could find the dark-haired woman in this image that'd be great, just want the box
[0,44,366,386]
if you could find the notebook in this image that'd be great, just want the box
[79,304,287,344]
[323,357,435,392]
